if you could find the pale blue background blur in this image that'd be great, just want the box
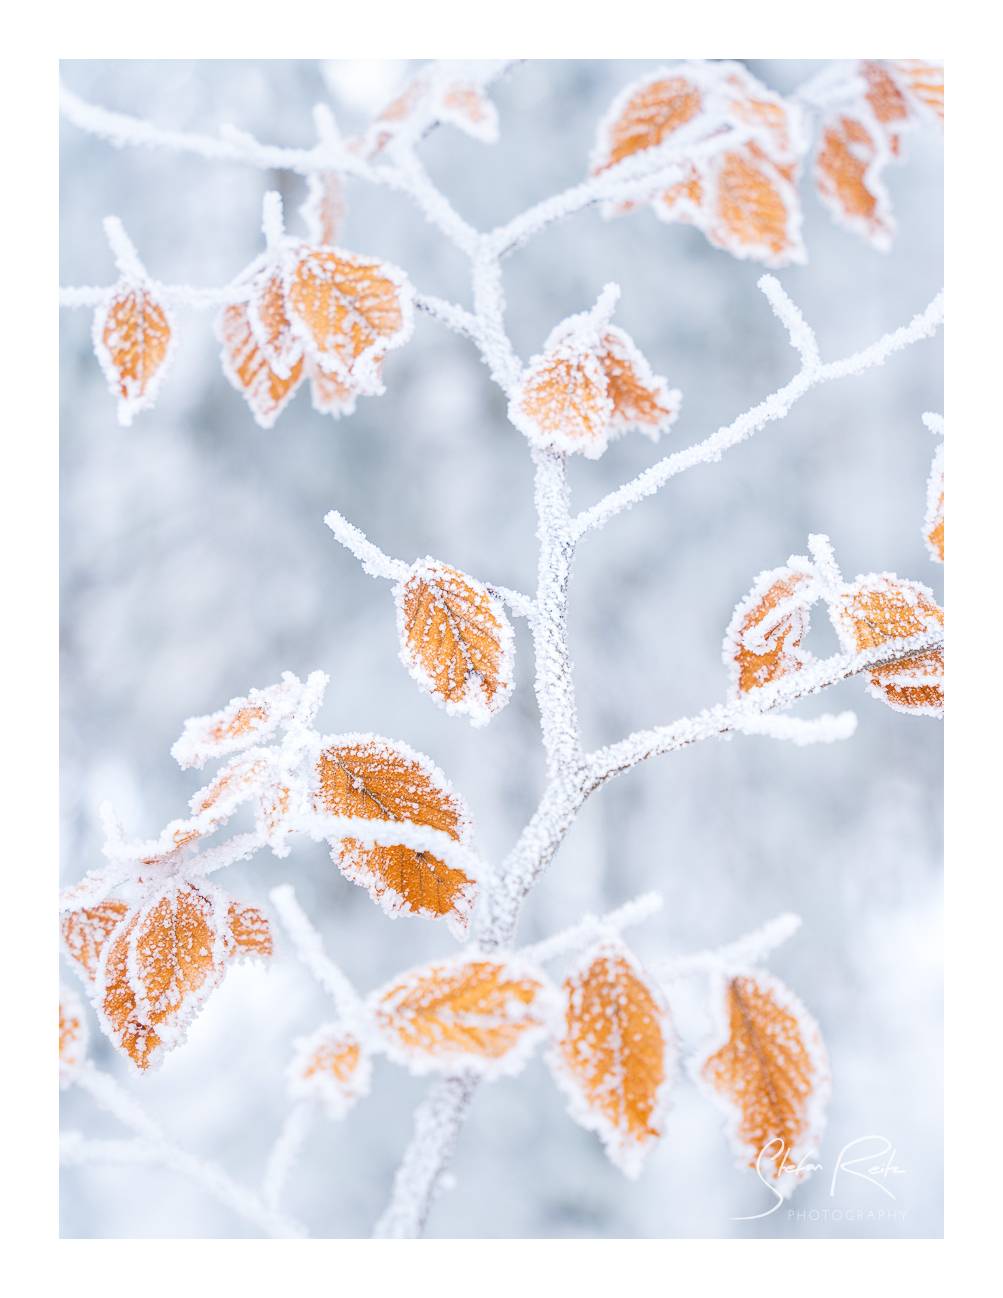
[59,59,943,1238]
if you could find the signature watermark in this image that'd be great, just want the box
[735,1134,907,1221]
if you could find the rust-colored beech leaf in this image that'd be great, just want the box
[437,83,499,142]
[228,901,273,959]
[815,114,894,251]
[706,146,805,267]
[371,955,557,1075]
[925,443,944,564]
[60,985,88,1086]
[828,573,944,717]
[724,566,816,697]
[509,343,613,459]
[861,61,912,154]
[217,300,304,429]
[312,736,476,933]
[172,673,308,770]
[591,69,704,176]
[694,971,829,1194]
[61,898,129,981]
[93,282,175,425]
[285,245,414,390]
[397,559,515,726]
[288,1023,372,1117]
[889,61,944,122]
[599,326,681,439]
[96,881,232,1071]
[549,941,674,1177]
[247,269,304,380]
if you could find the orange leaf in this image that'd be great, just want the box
[724,566,816,697]
[599,326,681,439]
[228,900,273,959]
[61,898,129,981]
[93,282,175,425]
[217,300,304,429]
[247,269,304,381]
[371,955,557,1075]
[60,985,88,1086]
[827,573,944,716]
[592,69,704,176]
[549,941,674,1176]
[312,736,476,933]
[509,342,613,459]
[861,61,912,154]
[815,113,894,251]
[925,442,944,564]
[288,1023,372,1117]
[437,83,499,142]
[397,559,515,725]
[889,61,944,122]
[96,881,232,1071]
[285,245,413,390]
[695,972,829,1194]
[705,145,805,267]
[172,673,309,770]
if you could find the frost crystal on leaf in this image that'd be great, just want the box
[171,672,315,770]
[692,969,830,1197]
[548,939,675,1178]
[310,734,477,935]
[723,564,817,697]
[370,954,559,1076]
[924,434,945,564]
[92,281,176,426]
[395,558,516,726]
[288,1023,372,1118]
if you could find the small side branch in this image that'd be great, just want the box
[655,912,802,979]
[519,891,663,964]
[269,884,363,1022]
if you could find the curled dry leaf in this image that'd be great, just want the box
[92,282,175,425]
[172,673,310,770]
[396,559,515,726]
[288,1023,372,1118]
[217,300,304,429]
[593,62,806,267]
[724,566,816,697]
[371,955,557,1075]
[61,898,130,981]
[828,574,944,716]
[312,735,476,933]
[228,901,273,959]
[285,245,414,391]
[549,941,675,1177]
[307,357,360,419]
[60,985,89,1086]
[925,442,944,564]
[694,971,829,1195]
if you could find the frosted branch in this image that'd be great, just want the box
[733,710,858,745]
[655,912,802,979]
[588,629,944,785]
[269,884,363,1022]
[573,285,944,540]
[262,1103,313,1214]
[519,891,663,964]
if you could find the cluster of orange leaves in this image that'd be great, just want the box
[285,937,828,1184]
[592,60,942,266]
[725,527,944,717]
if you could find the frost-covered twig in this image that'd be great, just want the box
[519,891,663,964]
[572,283,944,540]
[655,912,802,979]
[262,1103,313,1215]
[269,884,363,1022]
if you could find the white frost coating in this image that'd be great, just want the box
[269,884,363,1022]
[689,968,831,1203]
[924,435,945,564]
[286,1028,373,1117]
[171,671,314,769]
[519,892,664,964]
[655,913,802,980]
[922,411,945,438]
[721,561,819,699]
[573,283,944,540]
[806,533,845,595]
[733,711,858,745]
[545,938,678,1178]
[394,557,517,728]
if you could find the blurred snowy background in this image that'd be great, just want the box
[59,60,943,1239]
